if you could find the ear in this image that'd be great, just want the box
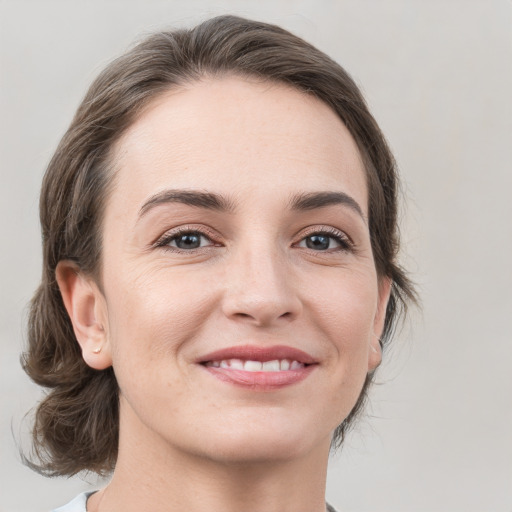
[368,277,392,372]
[55,260,112,370]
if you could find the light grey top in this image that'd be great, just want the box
[52,492,339,511]
[52,492,94,512]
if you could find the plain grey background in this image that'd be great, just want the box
[1,1,511,511]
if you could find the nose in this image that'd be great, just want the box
[221,243,302,327]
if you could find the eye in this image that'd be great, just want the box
[156,229,216,251]
[171,232,210,249]
[296,229,352,252]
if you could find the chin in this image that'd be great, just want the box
[191,417,332,464]
[203,437,316,464]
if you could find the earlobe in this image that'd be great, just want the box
[55,260,112,370]
[368,277,392,372]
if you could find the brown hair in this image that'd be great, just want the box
[23,14,416,476]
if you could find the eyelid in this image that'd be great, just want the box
[150,223,354,252]
[294,225,354,250]
[297,225,352,243]
[152,225,221,250]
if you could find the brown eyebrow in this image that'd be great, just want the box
[139,189,235,218]
[289,191,366,221]
[138,188,365,221]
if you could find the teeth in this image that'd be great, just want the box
[229,359,244,370]
[290,361,303,370]
[206,358,305,372]
[244,360,262,371]
[262,360,280,372]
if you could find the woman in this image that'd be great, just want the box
[23,15,415,512]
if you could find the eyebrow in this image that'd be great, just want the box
[138,189,365,221]
[139,189,235,218]
[289,191,366,220]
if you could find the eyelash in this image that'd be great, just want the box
[154,226,219,252]
[154,226,353,253]
[296,226,353,252]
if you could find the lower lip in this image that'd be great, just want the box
[201,365,316,390]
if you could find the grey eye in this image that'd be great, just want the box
[297,233,347,251]
[169,232,211,250]
[305,235,335,250]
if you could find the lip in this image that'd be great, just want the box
[197,344,318,391]
[197,345,318,365]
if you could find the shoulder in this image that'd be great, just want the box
[52,492,95,512]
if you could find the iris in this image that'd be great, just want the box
[306,235,331,250]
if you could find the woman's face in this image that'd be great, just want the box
[94,77,390,462]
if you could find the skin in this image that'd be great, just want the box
[57,76,391,512]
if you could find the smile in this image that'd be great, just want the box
[205,359,305,372]
[198,345,317,390]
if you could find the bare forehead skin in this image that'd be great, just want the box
[108,76,368,222]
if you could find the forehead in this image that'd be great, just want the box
[109,76,367,216]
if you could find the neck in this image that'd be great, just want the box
[89,402,331,512]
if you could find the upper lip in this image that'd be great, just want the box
[197,345,318,365]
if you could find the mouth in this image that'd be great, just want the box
[204,358,306,372]
[197,345,318,390]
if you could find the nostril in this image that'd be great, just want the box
[222,290,302,326]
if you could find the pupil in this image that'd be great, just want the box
[176,234,200,249]
[306,235,329,250]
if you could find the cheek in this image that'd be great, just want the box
[303,266,378,408]
[103,263,219,371]
[307,266,378,346]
